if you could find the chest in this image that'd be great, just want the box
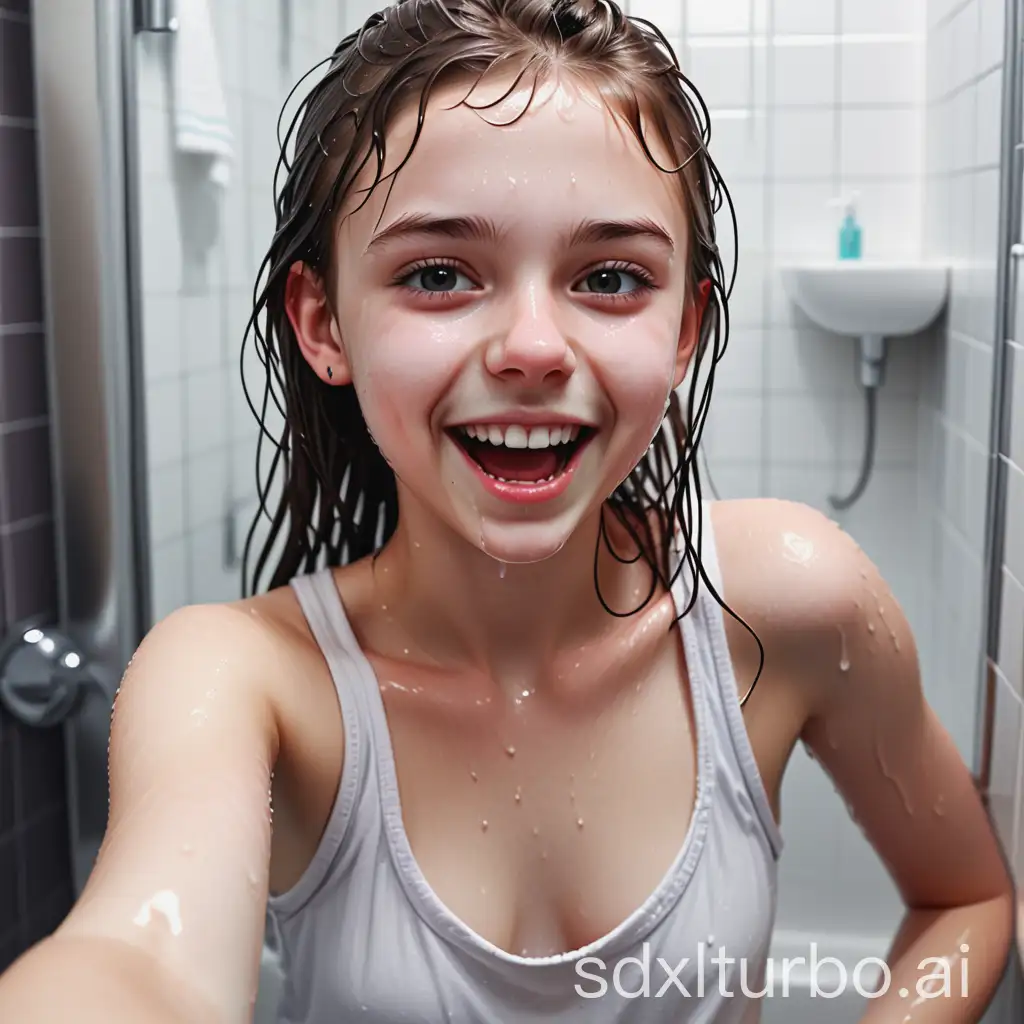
[270,587,793,962]
[371,625,700,958]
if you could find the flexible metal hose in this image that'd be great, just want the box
[829,385,878,511]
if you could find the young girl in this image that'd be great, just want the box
[0,1,1013,1021]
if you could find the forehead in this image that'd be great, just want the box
[337,70,689,243]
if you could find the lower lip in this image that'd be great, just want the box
[452,435,593,505]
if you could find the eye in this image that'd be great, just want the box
[575,265,654,296]
[399,262,477,294]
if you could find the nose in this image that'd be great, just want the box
[484,287,577,386]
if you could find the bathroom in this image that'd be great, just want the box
[0,0,1022,1019]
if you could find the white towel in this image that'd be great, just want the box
[172,0,233,187]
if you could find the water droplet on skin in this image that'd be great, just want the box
[569,790,575,803]
[514,787,522,804]
[708,934,715,945]
[874,736,914,815]
[933,796,946,816]
[867,622,876,634]
[541,850,548,860]
[532,825,540,836]
[403,648,409,655]
[470,770,478,782]
[837,625,850,672]
[481,820,489,831]
[860,569,868,580]
[576,817,584,828]
[132,890,183,936]
[498,562,507,580]
[381,603,388,612]
[505,745,516,758]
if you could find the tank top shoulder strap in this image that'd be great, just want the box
[270,568,378,917]
[681,502,784,859]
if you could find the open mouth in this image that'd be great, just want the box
[447,423,595,484]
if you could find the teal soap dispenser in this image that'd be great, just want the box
[836,195,862,260]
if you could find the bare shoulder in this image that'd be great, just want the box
[154,587,314,695]
[706,497,897,712]
[708,497,869,626]
[120,577,339,758]
[221,576,348,728]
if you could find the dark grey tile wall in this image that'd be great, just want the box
[0,0,73,972]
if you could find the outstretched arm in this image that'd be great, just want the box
[0,602,282,1022]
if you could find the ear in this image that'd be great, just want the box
[284,261,352,385]
[672,278,712,389]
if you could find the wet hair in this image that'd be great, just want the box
[240,0,764,702]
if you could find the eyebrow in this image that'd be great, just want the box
[363,213,675,255]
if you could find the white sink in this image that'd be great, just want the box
[780,262,949,337]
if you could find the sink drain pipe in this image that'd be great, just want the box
[829,334,887,511]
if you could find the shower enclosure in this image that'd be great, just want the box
[2,0,1018,1020]
[15,0,356,1014]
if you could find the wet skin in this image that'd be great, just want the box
[24,71,1012,1024]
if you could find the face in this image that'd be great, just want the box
[290,71,703,565]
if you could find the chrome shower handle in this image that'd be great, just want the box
[134,0,178,33]
[0,617,117,728]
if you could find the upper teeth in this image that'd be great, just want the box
[458,424,582,449]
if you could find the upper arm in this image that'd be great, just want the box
[55,602,282,1022]
[775,503,1011,909]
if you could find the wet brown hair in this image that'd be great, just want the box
[240,0,764,702]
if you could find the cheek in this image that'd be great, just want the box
[596,327,679,425]
[345,316,464,451]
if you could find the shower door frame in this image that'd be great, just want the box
[31,0,153,895]
[978,0,1024,792]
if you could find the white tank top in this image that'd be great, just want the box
[268,505,783,1022]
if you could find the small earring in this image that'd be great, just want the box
[326,366,333,380]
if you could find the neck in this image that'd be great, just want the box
[369,495,668,686]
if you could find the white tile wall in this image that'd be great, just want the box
[925,0,1024,979]
[922,0,1007,764]
[626,0,938,943]
[136,0,347,619]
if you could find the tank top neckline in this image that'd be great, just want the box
[315,531,717,970]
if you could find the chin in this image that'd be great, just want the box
[466,511,580,566]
